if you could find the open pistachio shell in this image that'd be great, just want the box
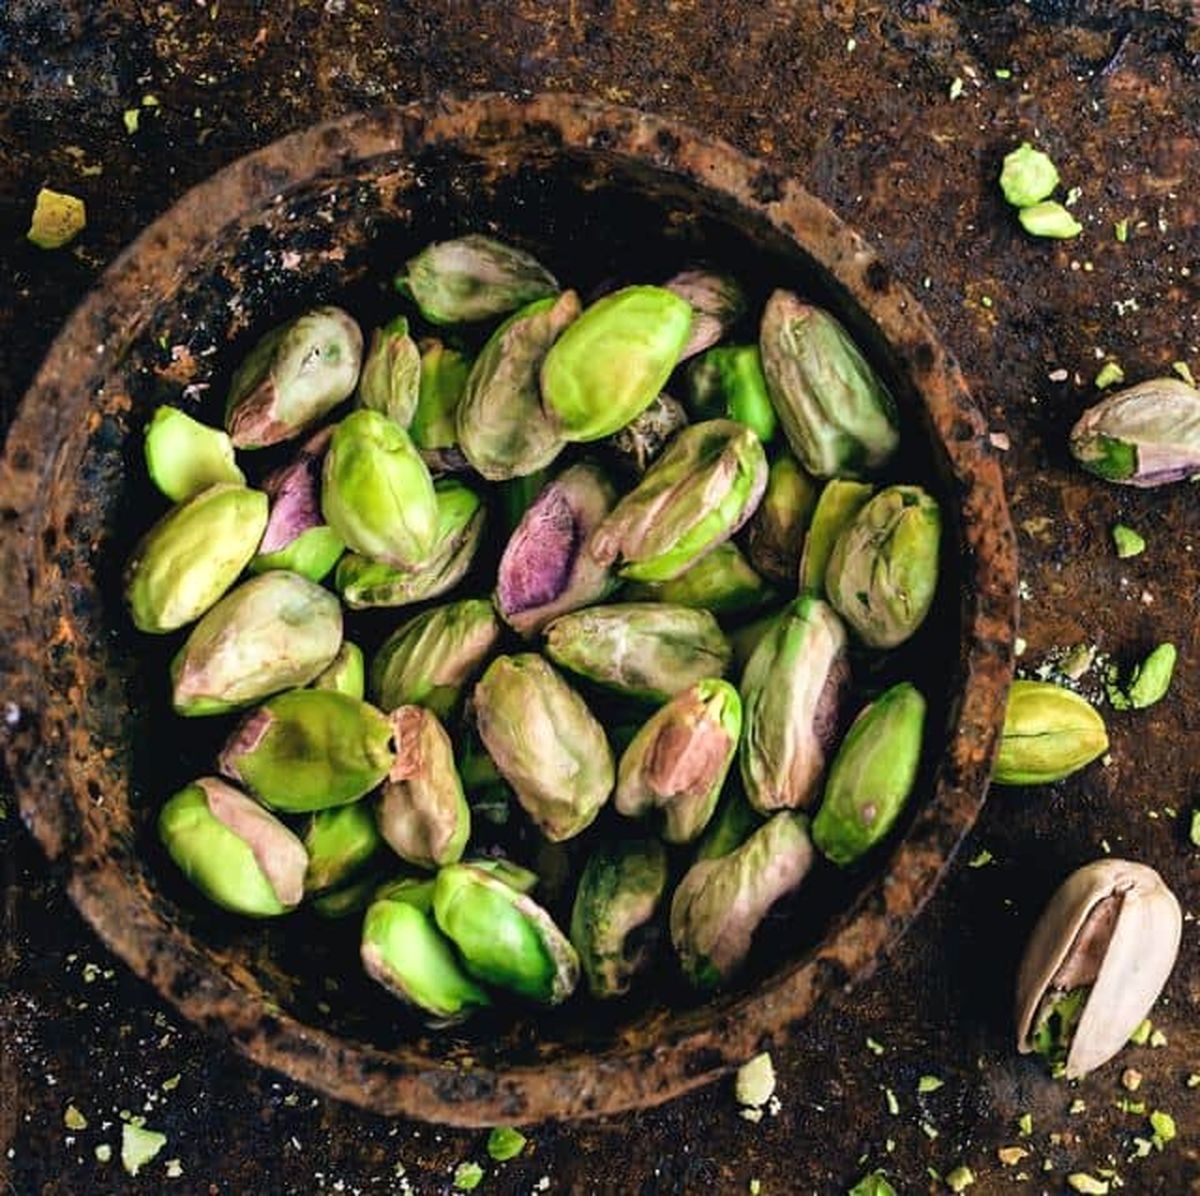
[1015,859,1182,1079]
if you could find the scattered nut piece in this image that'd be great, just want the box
[1121,1067,1142,1092]
[735,1053,776,1109]
[997,1146,1028,1166]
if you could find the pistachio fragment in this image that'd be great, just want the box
[759,291,898,478]
[225,306,362,449]
[797,478,874,594]
[671,811,814,986]
[993,680,1108,785]
[1019,201,1082,240]
[410,339,471,452]
[623,542,775,615]
[311,641,365,699]
[999,143,1060,208]
[143,406,245,503]
[570,838,668,997]
[544,603,732,704]
[1069,378,1200,487]
[433,864,579,1004]
[664,269,746,361]
[1016,859,1182,1078]
[395,234,559,325]
[356,315,421,427]
[303,801,383,895]
[541,285,695,441]
[811,682,926,865]
[588,419,769,583]
[170,571,343,716]
[685,345,777,443]
[159,778,307,916]
[472,654,614,842]
[616,679,742,843]
[745,454,818,585]
[124,483,268,634]
[377,706,470,870]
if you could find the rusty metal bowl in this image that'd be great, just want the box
[0,94,1017,1126]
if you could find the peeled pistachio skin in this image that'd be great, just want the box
[371,599,501,719]
[616,679,742,844]
[455,292,578,481]
[739,595,851,814]
[395,234,559,325]
[159,778,307,917]
[361,896,491,1024]
[170,571,343,716]
[1015,859,1182,1079]
[472,654,615,842]
[377,706,470,869]
[433,864,579,1004]
[411,339,471,451]
[685,345,777,443]
[569,838,668,997]
[588,419,769,583]
[124,483,268,634]
[544,603,732,704]
[797,478,874,595]
[1068,377,1200,487]
[218,690,395,813]
[310,641,365,700]
[356,315,421,428]
[334,480,483,610]
[225,306,363,449]
[993,680,1109,785]
[303,801,382,894]
[143,406,244,502]
[745,454,818,585]
[759,291,898,478]
[541,285,695,442]
[604,392,689,477]
[664,269,746,361]
[495,462,618,636]
[811,682,926,865]
[321,408,439,570]
[825,484,941,649]
[623,542,775,616]
[670,811,814,987]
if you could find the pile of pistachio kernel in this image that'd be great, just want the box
[127,233,943,1023]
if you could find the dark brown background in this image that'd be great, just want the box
[1,2,1197,1193]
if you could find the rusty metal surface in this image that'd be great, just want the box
[0,2,1196,1193]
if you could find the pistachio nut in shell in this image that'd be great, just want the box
[616,679,742,844]
[745,453,818,585]
[159,778,307,917]
[124,483,268,634]
[394,233,559,325]
[541,285,694,442]
[671,811,814,987]
[310,641,365,700]
[588,419,769,583]
[143,405,244,503]
[356,314,420,428]
[218,690,395,813]
[473,654,614,842]
[664,268,746,361]
[321,408,439,570]
[993,680,1109,785]
[371,599,501,719]
[604,392,690,477]
[170,571,343,716]
[361,895,491,1024]
[1015,859,1182,1079]
[797,478,873,595]
[623,542,775,616]
[303,801,383,895]
[544,603,731,704]
[376,706,470,870]
[569,838,668,998]
[433,864,579,1004]
[1068,377,1200,487]
[225,306,362,449]
[495,462,617,636]
[685,345,777,443]
[811,682,926,865]
[825,484,941,649]
[759,290,898,478]
[410,339,471,451]
[740,595,851,814]
[455,292,578,481]
[696,786,764,861]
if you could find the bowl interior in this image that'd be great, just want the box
[3,96,1016,1123]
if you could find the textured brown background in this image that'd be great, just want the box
[1,2,1198,1193]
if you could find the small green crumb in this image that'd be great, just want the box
[945,1164,975,1192]
[1019,201,1083,239]
[1114,219,1129,243]
[1149,1028,1168,1048]
[123,108,140,135]
[64,1104,88,1131]
[1130,1137,1153,1159]
[1185,1073,1200,1088]
[949,77,964,100]
[1111,524,1145,559]
[1069,1098,1087,1114]
[161,1074,181,1092]
[735,1052,776,1107]
[453,1161,484,1191]
[1128,1018,1152,1046]
[1067,1175,1109,1195]
[749,1181,761,1196]
[1149,1110,1176,1146]
[1127,644,1177,709]
[95,1144,112,1163]
[995,68,1012,79]
[866,1036,885,1056]
[1115,1098,1145,1114]
[884,1087,899,1116]
[999,143,1060,208]
[165,1159,183,1179]
[967,848,993,868]
[848,1172,897,1196]
[1173,360,1197,387]
[27,188,87,249]
[1188,809,1199,848]
[486,1126,527,1162]
[918,1075,944,1094]
[980,295,993,309]
[121,1123,166,1177]
[1018,1112,1033,1136]
[1094,361,1125,390]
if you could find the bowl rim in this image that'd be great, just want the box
[0,91,1018,1126]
